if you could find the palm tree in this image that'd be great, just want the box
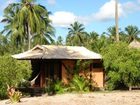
[88,31,99,41]
[56,36,63,45]
[125,25,140,43]
[104,26,125,42]
[67,21,85,46]
[104,26,116,42]
[84,31,99,52]
[31,30,55,46]
[2,0,54,50]
[1,3,25,51]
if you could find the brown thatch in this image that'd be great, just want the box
[129,40,140,48]
[12,45,102,60]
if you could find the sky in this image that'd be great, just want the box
[0,0,140,40]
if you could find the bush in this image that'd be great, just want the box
[54,80,67,94]
[70,75,90,92]
[0,55,31,99]
[101,42,140,90]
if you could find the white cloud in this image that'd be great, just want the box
[49,11,77,27]
[49,11,93,28]
[47,0,56,5]
[94,0,124,21]
[49,0,140,28]
[122,1,140,13]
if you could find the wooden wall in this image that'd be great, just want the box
[61,60,76,84]
[32,59,104,89]
[61,59,104,88]
[91,59,104,88]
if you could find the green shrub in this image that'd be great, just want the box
[45,79,67,95]
[102,42,140,90]
[0,55,31,99]
[54,80,67,94]
[70,75,90,92]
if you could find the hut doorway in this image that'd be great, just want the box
[44,60,62,87]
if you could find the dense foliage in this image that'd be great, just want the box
[0,55,31,99]
[101,42,140,90]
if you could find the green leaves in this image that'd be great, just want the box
[102,42,140,90]
[125,25,140,43]
[70,75,90,92]
[2,0,54,51]
[67,21,85,46]
[54,80,66,94]
[0,55,31,99]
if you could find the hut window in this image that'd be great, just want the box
[93,62,103,68]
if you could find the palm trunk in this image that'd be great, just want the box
[27,24,31,50]
[115,0,119,42]
[78,33,84,46]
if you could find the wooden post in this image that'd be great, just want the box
[90,63,92,91]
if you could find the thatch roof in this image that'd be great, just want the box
[129,40,140,48]
[12,45,102,60]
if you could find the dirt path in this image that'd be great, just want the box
[1,91,140,105]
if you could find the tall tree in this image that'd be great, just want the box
[1,3,25,51]
[56,36,63,45]
[104,26,116,42]
[125,25,140,43]
[67,21,85,46]
[84,31,99,51]
[104,26,125,42]
[2,0,54,50]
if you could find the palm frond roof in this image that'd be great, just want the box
[12,45,102,60]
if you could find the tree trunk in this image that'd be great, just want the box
[27,24,31,50]
[115,0,119,42]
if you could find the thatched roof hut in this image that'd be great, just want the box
[12,45,102,60]
[129,40,140,49]
[12,45,104,89]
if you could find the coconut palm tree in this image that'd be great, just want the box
[1,3,25,51]
[104,26,125,43]
[88,31,99,41]
[104,26,116,42]
[31,30,55,46]
[55,36,63,45]
[125,25,140,43]
[80,32,99,52]
[67,21,85,46]
[2,0,54,50]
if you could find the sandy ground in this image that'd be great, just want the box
[0,91,140,105]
